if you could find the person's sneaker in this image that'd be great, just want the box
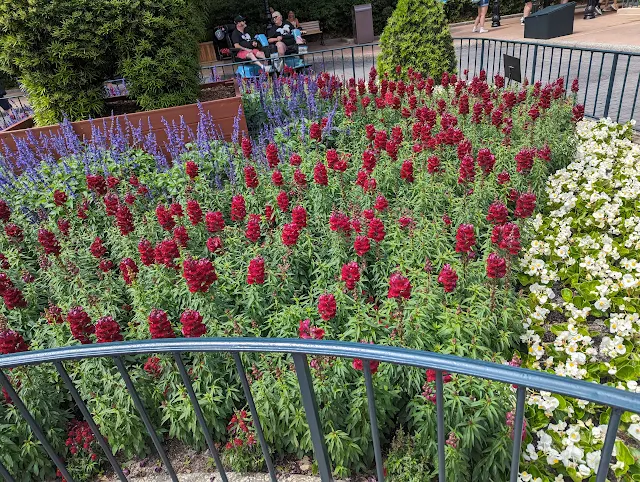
[472,26,478,32]
[479,28,489,33]
[521,17,525,24]
[262,65,273,73]
[595,5,603,14]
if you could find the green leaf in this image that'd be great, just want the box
[561,288,573,302]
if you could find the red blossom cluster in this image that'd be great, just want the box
[65,420,98,460]
[119,258,138,285]
[181,309,206,337]
[487,201,509,225]
[437,265,458,293]
[0,329,28,354]
[231,195,246,221]
[95,316,123,343]
[187,200,203,226]
[388,273,411,299]
[247,257,265,285]
[244,166,259,189]
[341,262,360,290]
[491,223,522,255]
[67,306,95,344]
[245,215,261,243]
[0,273,26,310]
[486,253,507,279]
[225,410,256,450]
[144,356,162,377]
[38,228,61,256]
[318,293,337,320]
[206,211,225,233]
[148,309,175,339]
[299,319,325,340]
[182,258,217,293]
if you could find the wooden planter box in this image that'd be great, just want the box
[0,80,246,158]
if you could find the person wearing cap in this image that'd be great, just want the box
[231,15,271,71]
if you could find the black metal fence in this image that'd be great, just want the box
[1,338,639,482]
[0,94,32,130]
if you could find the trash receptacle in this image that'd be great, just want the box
[352,4,374,45]
[524,2,575,39]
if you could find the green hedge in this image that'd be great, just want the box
[0,0,205,125]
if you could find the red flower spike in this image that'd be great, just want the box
[90,237,107,258]
[144,356,162,377]
[205,211,225,233]
[281,223,301,246]
[231,195,247,222]
[266,143,280,168]
[514,192,536,218]
[271,170,284,186]
[67,307,95,344]
[292,205,307,228]
[437,265,458,293]
[119,258,138,285]
[388,273,411,299]
[154,239,180,268]
[38,229,61,256]
[148,309,175,339]
[57,218,71,236]
[173,225,189,248]
[244,166,259,189]
[156,204,175,231]
[138,239,155,266]
[458,155,476,184]
[247,257,265,285]
[455,224,476,254]
[86,174,107,195]
[245,215,261,243]
[182,258,217,293]
[354,236,370,257]
[115,205,134,235]
[374,195,388,211]
[95,316,123,343]
[289,153,302,166]
[241,137,252,159]
[477,148,496,176]
[400,160,414,182]
[53,190,68,206]
[206,237,223,254]
[181,310,206,338]
[486,253,507,279]
[187,200,203,226]
[497,171,511,185]
[276,191,289,212]
[309,122,322,141]
[318,293,337,320]
[4,223,23,243]
[367,218,385,242]
[341,262,360,290]
[299,319,324,340]
[487,201,509,225]
[293,169,307,187]
[186,161,199,180]
[0,200,11,222]
[0,329,28,354]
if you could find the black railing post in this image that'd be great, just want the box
[509,386,526,482]
[492,0,501,27]
[596,408,623,482]
[351,47,356,80]
[480,39,486,73]
[363,361,384,482]
[0,458,15,482]
[531,44,539,83]
[113,357,178,482]
[232,353,277,482]
[0,370,75,482]
[435,370,446,482]
[172,353,228,482]
[293,353,333,481]
[54,361,128,482]
[603,53,619,119]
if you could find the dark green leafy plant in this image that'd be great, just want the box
[378,0,457,80]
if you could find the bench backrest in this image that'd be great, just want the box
[299,20,321,32]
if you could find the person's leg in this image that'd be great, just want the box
[474,8,480,31]
[479,5,488,29]
[522,1,532,22]
[245,52,265,69]
[276,41,287,56]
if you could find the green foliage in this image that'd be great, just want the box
[378,0,457,81]
[0,0,203,125]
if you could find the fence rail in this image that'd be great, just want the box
[1,338,639,482]
[0,94,32,130]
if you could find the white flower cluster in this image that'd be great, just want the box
[519,119,640,480]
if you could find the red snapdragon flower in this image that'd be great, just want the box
[362,149,377,172]
[0,200,10,222]
[487,201,509,224]
[231,195,247,222]
[497,171,511,185]
[514,192,536,218]
[207,236,223,254]
[245,215,261,243]
[116,205,134,235]
[299,319,324,340]
[486,253,507,279]
[400,160,414,182]
[53,190,68,206]
[309,122,322,141]
[119,258,138,285]
[458,155,476,184]
[365,124,376,140]
[276,191,289,212]
[537,144,551,162]
[57,218,71,236]
[329,211,351,235]
[4,223,23,243]
[437,265,458,293]
[266,143,280,168]
[374,195,388,211]
[144,356,162,377]
[185,161,199,180]
[318,293,337,320]
[95,316,123,343]
[0,329,28,354]
[477,148,496,176]
[103,193,119,216]
[341,262,360,290]
[241,137,252,159]
[367,218,385,242]
[182,258,217,293]
[154,239,180,267]
[38,229,61,256]
[138,239,155,266]
[398,216,414,229]
[2,287,26,310]
[281,223,301,246]
[271,170,284,186]
[173,225,189,247]
[515,148,536,174]
[90,237,107,258]
[353,236,370,257]
[156,204,175,231]
[206,211,225,233]
[244,166,259,189]
[181,310,206,338]
[293,169,307,187]
[45,305,64,324]
[313,161,328,186]
[571,78,579,93]
[187,200,203,226]
[86,174,107,195]
[455,224,476,254]
[98,259,113,272]
[491,223,521,255]
[289,153,302,166]
[427,156,442,175]
[292,205,307,228]
[148,309,175,339]
[388,273,411,299]
[67,306,95,344]
[247,257,265,285]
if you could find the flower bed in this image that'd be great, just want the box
[519,118,640,482]
[0,68,579,481]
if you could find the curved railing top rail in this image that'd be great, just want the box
[2,337,639,413]
[453,36,640,56]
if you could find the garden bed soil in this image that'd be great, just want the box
[0,80,246,155]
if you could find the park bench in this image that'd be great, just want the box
[299,20,324,45]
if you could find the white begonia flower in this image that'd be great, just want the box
[621,273,637,289]
[594,298,611,311]
[586,450,601,470]
[578,464,591,477]
[554,475,565,482]
[519,472,533,482]
[628,424,640,441]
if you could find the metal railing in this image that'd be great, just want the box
[454,37,640,126]
[1,338,639,482]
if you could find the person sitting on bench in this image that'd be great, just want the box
[267,11,305,57]
[231,15,271,72]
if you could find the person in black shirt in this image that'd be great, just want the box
[231,15,270,71]
[267,11,298,56]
